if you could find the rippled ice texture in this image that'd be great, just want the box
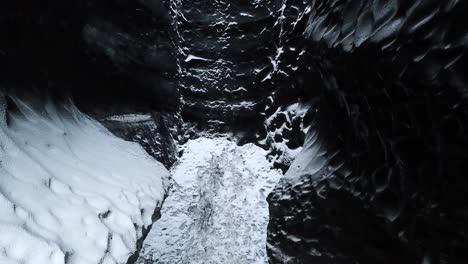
[138,137,283,264]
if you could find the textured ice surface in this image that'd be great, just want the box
[104,114,152,123]
[137,137,282,264]
[285,128,328,182]
[0,96,169,264]
[261,102,311,169]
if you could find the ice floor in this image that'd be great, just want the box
[137,137,283,264]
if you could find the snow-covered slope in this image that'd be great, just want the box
[137,137,282,264]
[0,96,169,264]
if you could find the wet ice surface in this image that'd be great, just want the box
[137,137,283,264]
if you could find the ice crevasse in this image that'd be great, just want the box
[0,95,169,264]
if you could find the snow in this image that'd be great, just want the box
[0,96,169,264]
[137,137,283,264]
[240,12,254,17]
[184,54,212,63]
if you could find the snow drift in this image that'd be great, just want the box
[0,95,169,264]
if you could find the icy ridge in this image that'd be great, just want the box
[0,96,169,264]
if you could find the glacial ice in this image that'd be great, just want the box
[137,137,283,264]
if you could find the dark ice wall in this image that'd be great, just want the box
[173,0,313,136]
[0,0,178,112]
[172,0,314,169]
[173,0,282,132]
[257,0,316,170]
[268,0,468,263]
[101,112,180,168]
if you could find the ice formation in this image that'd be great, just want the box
[0,96,169,264]
[137,137,282,264]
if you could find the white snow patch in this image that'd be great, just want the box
[0,96,169,264]
[185,54,212,63]
[286,102,310,118]
[138,137,283,264]
[240,12,254,17]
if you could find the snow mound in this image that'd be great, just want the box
[138,137,282,264]
[0,96,169,264]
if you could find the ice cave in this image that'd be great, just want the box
[0,0,467,263]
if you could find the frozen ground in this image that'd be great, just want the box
[0,96,169,264]
[137,137,283,264]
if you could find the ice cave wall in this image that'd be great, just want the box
[170,0,314,169]
[0,0,181,166]
[0,1,178,263]
[267,0,468,263]
[0,0,178,113]
[1,0,468,263]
